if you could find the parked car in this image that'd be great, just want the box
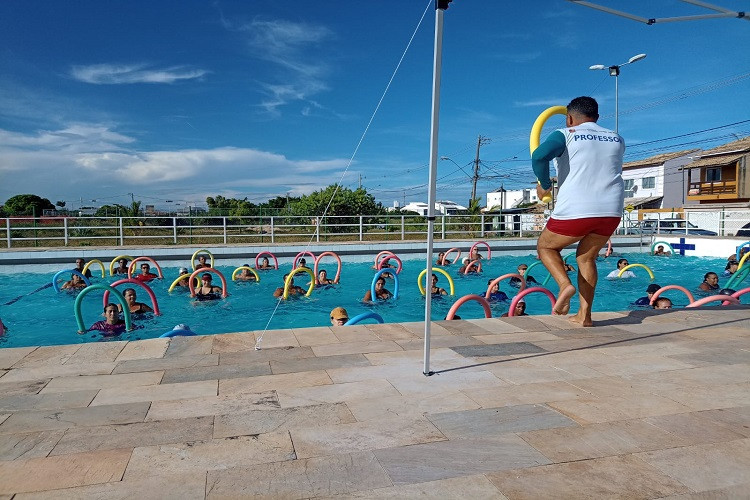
[737,222,750,238]
[640,219,717,236]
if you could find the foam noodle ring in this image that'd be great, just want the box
[232,266,260,282]
[445,294,492,320]
[738,251,750,270]
[508,286,557,317]
[463,259,482,275]
[378,255,403,274]
[52,269,91,293]
[441,248,461,265]
[530,105,567,203]
[160,328,196,338]
[127,257,164,279]
[470,241,491,260]
[74,284,132,333]
[649,285,695,306]
[730,287,750,301]
[168,274,199,292]
[344,312,384,326]
[109,255,134,276]
[101,278,160,315]
[524,260,546,279]
[370,268,399,301]
[188,268,229,298]
[687,295,741,308]
[486,274,526,300]
[191,249,214,271]
[543,252,577,286]
[725,263,750,290]
[82,259,105,278]
[617,263,654,280]
[375,251,403,274]
[293,251,316,269]
[417,268,455,296]
[313,251,342,284]
[735,241,750,262]
[651,241,675,255]
[255,251,279,270]
[282,267,315,299]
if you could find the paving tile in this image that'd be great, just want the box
[50,415,214,455]
[463,380,592,408]
[114,338,169,361]
[311,340,403,357]
[123,431,295,478]
[580,355,697,377]
[658,482,750,499]
[270,353,371,374]
[164,335,214,357]
[252,328,300,348]
[494,316,553,332]
[364,347,469,367]
[218,345,315,365]
[694,407,750,437]
[324,474,506,499]
[386,370,507,396]
[548,393,692,424]
[160,360,271,384]
[671,348,750,366]
[436,319,499,336]
[0,402,150,434]
[485,359,601,385]
[452,342,547,357]
[292,326,340,346]
[112,353,218,374]
[467,318,527,334]
[12,473,207,500]
[291,415,446,458]
[63,341,127,364]
[662,382,750,411]
[146,391,279,421]
[0,347,36,370]
[0,389,97,412]
[90,380,217,406]
[210,331,256,352]
[0,448,131,495]
[487,454,689,499]
[367,323,419,342]
[427,404,577,440]
[214,402,356,438]
[345,391,481,422]
[206,450,392,498]
[399,320,454,337]
[39,371,164,394]
[330,325,381,343]
[0,362,116,383]
[0,378,49,397]
[219,370,332,395]
[637,438,750,492]
[10,345,81,368]
[472,331,563,344]
[0,430,64,460]
[373,436,551,485]
[395,335,484,351]
[276,379,400,408]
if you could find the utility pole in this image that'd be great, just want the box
[471,134,491,202]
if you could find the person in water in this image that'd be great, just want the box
[192,273,223,300]
[113,258,129,275]
[235,265,257,281]
[118,288,153,314]
[436,251,447,266]
[723,259,739,277]
[363,276,392,301]
[257,256,273,270]
[430,273,447,296]
[61,273,87,290]
[87,303,127,336]
[485,280,508,302]
[273,274,306,298]
[653,297,673,309]
[634,283,661,306]
[195,254,211,269]
[135,263,158,282]
[330,306,349,326]
[501,299,528,317]
[653,245,671,256]
[174,268,192,288]
[510,264,538,287]
[297,258,310,269]
[458,257,479,274]
[698,272,719,291]
[74,258,93,279]
[607,259,635,279]
[317,269,338,285]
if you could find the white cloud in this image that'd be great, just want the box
[70,63,208,84]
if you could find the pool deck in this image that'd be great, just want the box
[0,308,749,498]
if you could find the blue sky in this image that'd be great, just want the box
[1,0,748,211]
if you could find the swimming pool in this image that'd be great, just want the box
[0,252,745,348]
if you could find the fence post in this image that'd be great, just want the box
[223,217,227,244]
[359,216,363,241]
[480,214,485,237]
[172,217,177,244]
[5,218,10,248]
[401,215,405,240]
[316,216,320,242]
[119,218,124,246]
[63,217,69,246]
[441,215,446,239]
[270,216,275,243]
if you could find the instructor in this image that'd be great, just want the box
[533,96,624,326]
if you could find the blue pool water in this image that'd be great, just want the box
[0,252,745,348]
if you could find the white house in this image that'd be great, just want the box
[486,187,538,211]
[621,149,698,209]
[401,200,468,216]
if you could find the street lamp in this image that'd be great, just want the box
[589,53,646,133]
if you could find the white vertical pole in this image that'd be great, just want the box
[63,217,69,246]
[173,217,177,244]
[615,73,619,133]
[424,3,446,376]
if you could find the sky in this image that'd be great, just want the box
[1,0,748,211]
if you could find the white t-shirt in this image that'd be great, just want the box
[607,269,636,279]
[552,122,625,220]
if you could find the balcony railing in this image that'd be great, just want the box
[687,180,737,196]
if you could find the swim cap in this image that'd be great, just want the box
[179,267,188,274]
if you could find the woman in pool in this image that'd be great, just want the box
[458,257,479,274]
[435,252,447,266]
[87,303,127,336]
[195,254,211,270]
[317,269,338,286]
[430,273,447,296]
[606,259,635,279]
[118,288,153,314]
[113,258,129,275]
[484,280,508,302]
[273,274,306,298]
[698,272,719,292]
[236,265,257,282]
[257,256,273,270]
[363,276,392,302]
[61,273,87,290]
[192,273,223,301]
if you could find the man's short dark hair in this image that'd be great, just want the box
[567,96,599,120]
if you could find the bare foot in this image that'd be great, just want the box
[553,284,576,315]
[569,312,593,327]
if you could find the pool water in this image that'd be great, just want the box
[0,253,744,348]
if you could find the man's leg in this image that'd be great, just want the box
[536,228,583,315]
[571,232,611,327]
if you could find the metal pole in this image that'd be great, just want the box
[615,73,619,133]
[424,2,446,376]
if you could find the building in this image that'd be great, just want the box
[684,136,750,205]
[485,187,539,211]
[621,149,699,210]
[401,200,468,216]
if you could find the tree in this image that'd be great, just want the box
[2,194,55,216]
[56,200,66,208]
[290,185,386,233]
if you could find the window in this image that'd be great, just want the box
[642,177,655,189]
[623,179,635,197]
[706,167,721,182]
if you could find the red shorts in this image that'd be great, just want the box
[545,217,620,237]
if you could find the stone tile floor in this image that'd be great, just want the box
[0,308,749,499]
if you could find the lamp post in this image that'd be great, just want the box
[589,53,646,133]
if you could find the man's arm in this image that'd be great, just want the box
[531,130,566,190]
